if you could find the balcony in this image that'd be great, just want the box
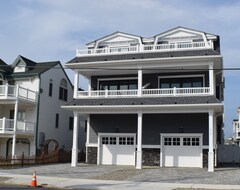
[0,117,35,135]
[0,85,37,102]
[76,42,211,57]
[77,87,210,98]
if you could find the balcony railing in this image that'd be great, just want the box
[77,87,210,98]
[0,85,37,102]
[76,42,211,57]
[0,117,35,134]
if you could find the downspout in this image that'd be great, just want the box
[35,74,41,155]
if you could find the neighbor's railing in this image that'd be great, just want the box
[0,118,35,134]
[0,85,37,102]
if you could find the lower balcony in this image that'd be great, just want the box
[77,87,211,98]
[0,117,35,135]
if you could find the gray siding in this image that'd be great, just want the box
[89,113,209,145]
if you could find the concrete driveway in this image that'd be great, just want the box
[0,163,240,185]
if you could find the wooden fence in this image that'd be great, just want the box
[0,149,86,167]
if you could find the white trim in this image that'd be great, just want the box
[86,143,98,147]
[158,74,205,88]
[97,77,137,90]
[142,145,161,149]
[66,55,222,68]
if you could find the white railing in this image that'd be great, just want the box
[76,42,210,57]
[0,118,35,134]
[142,87,210,96]
[78,89,138,98]
[0,85,37,102]
[77,87,210,98]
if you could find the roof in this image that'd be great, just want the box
[68,49,220,64]
[0,58,12,73]
[9,60,59,78]
[66,96,222,106]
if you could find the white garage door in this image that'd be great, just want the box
[162,134,202,168]
[100,135,136,166]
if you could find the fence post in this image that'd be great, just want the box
[21,152,24,167]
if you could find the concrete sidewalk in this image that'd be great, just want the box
[1,172,240,190]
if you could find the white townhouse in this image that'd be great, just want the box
[63,26,224,172]
[233,107,240,145]
[0,55,85,158]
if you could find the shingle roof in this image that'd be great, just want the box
[66,96,221,106]
[67,49,220,64]
[9,61,59,78]
[0,58,13,74]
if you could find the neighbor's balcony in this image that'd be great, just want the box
[77,87,211,98]
[0,85,37,102]
[0,117,35,135]
[76,42,211,57]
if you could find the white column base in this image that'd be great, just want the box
[208,151,214,172]
[71,148,79,167]
[136,151,142,169]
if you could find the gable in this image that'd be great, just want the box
[14,60,27,73]
[89,32,142,49]
[154,27,207,44]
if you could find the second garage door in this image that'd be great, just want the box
[161,134,202,168]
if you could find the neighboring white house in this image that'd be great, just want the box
[0,55,85,158]
[63,26,224,172]
[233,107,240,145]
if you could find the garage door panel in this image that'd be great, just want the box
[100,135,135,166]
[162,135,202,168]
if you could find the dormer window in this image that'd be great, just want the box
[14,61,27,73]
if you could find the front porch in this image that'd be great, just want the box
[69,109,222,172]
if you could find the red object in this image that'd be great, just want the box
[30,171,37,187]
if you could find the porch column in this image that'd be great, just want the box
[86,115,90,163]
[138,69,142,97]
[208,110,214,172]
[71,111,79,167]
[12,85,19,158]
[209,63,215,95]
[136,111,143,169]
[73,70,79,99]
[88,78,91,97]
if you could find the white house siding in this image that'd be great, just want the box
[15,77,40,92]
[38,64,85,151]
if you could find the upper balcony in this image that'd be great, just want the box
[0,85,37,103]
[77,87,211,99]
[0,117,35,135]
[76,42,211,57]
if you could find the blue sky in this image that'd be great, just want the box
[0,0,240,138]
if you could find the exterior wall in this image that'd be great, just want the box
[89,113,208,145]
[89,114,137,144]
[38,64,76,151]
[14,77,40,92]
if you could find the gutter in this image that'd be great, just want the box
[35,74,41,154]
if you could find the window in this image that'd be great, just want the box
[164,138,172,145]
[55,114,59,128]
[102,137,109,144]
[99,79,137,90]
[59,79,68,101]
[49,79,53,97]
[160,77,203,89]
[69,117,73,130]
[127,137,134,145]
